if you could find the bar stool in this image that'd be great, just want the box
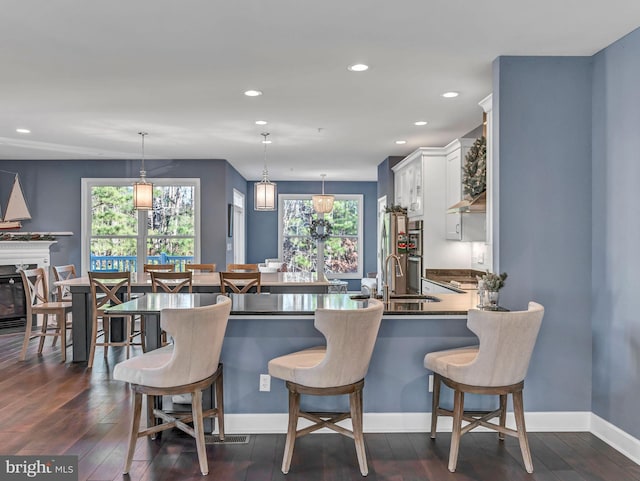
[268,298,384,476]
[113,296,232,476]
[425,302,545,473]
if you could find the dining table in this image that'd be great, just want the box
[56,271,330,362]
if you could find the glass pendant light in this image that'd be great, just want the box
[254,132,277,211]
[133,131,153,210]
[312,174,334,214]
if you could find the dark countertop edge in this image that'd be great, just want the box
[229,310,470,316]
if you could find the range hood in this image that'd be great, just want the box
[447,191,486,213]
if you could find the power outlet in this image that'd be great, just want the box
[259,374,271,392]
[428,374,434,393]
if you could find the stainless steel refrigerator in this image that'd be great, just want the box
[380,211,408,295]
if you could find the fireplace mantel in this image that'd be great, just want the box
[0,241,57,270]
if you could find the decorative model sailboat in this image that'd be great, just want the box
[0,173,32,230]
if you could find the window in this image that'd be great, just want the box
[278,195,363,279]
[81,178,200,273]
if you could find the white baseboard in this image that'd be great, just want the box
[221,411,592,435]
[220,412,640,466]
[590,413,640,465]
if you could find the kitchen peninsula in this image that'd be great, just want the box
[66,284,479,431]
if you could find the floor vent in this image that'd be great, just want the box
[205,434,250,445]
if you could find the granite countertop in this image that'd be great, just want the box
[105,292,478,317]
[424,269,485,290]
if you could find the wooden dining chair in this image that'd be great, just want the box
[219,271,261,294]
[226,263,259,272]
[143,264,175,273]
[185,263,216,273]
[150,271,193,293]
[52,264,76,302]
[19,267,73,362]
[88,271,145,368]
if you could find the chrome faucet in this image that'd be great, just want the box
[383,254,403,303]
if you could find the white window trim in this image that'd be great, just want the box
[277,194,363,279]
[81,177,201,275]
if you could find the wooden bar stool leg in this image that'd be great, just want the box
[282,388,300,474]
[20,313,34,361]
[215,368,225,440]
[88,314,99,368]
[499,394,507,441]
[59,311,67,363]
[350,386,368,476]
[448,389,464,472]
[513,389,534,473]
[38,314,49,354]
[124,391,143,474]
[192,389,209,475]
[430,373,441,439]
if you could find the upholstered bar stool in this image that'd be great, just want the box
[425,302,545,473]
[113,296,232,476]
[268,298,384,476]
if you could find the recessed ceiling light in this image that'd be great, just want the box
[441,91,459,98]
[255,120,268,125]
[395,140,407,145]
[244,90,263,97]
[348,64,369,72]
[414,121,428,126]
[16,128,31,134]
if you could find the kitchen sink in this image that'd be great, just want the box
[349,294,441,302]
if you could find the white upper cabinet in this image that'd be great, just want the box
[445,138,475,239]
[392,151,423,218]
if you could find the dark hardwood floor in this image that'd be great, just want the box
[1,331,638,481]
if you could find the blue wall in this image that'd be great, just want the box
[246,180,378,291]
[591,28,640,438]
[495,56,593,411]
[0,159,242,273]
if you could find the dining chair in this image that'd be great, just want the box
[219,271,261,294]
[52,264,76,302]
[113,296,232,475]
[151,271,193,346]
[143,264,175,273]
[425,302,545,473]
[150,271,193,293]
[88,271,145,368]
[19,267,73,362]
[226,263,259,272]
[268,298,384,476]
[185,263,216,273]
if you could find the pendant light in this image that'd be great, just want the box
[254,132,277,211]
[133,131,153,210]
[312,174,334,214]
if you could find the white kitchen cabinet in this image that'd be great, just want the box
[392,151,423,218]
[444,138,486,241]
[445,138,474,239]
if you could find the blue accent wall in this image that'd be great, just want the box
[495,56,593,411]
[591,27,640,439]
[0,158,235,272]
[377,156,403,201]
[246,180,378,290]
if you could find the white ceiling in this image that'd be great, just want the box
[1,1,639,181]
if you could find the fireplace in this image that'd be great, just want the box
[0,240,57,331]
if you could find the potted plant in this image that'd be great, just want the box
[480,270,508,309]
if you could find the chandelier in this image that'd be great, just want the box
[133,131,153,210]
[254,132,277,211]
[312,174,334,214]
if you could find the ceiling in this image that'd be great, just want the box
[1,1,639,181]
